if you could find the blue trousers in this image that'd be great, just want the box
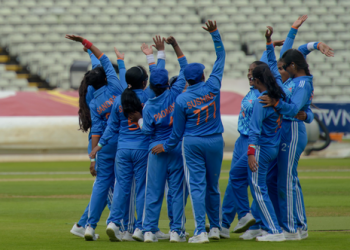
[248,145,282,234]
[165,181,174,229]
[87,135,119,229]
[143,142,187,234]
[109,149,148,231]
[222,134,250,228]
[78,140,113,228]
[277,120,308,233]
[183,134,224,235]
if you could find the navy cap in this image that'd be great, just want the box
[150,68,169,88]
[184,63,205,83]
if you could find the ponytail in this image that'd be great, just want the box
[252,64,286,101]
[121,66,147,118]
[78,71,92,132]
[282,49,311,76]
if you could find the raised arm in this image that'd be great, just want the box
[280,15,308,58]
[152,35,166,71]
[114,47,127,85]
[298,42,334,59]
[265,26,283,86]
[165,36,188,96]
[204,20,225,93]
[65,35,126,95]
[84,47,101,69]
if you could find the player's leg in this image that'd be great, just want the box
[248,146,284,242]
[106,149,134,242]
[204,134,224,240]
[131,149,148,241]
[167,142,187,242]
[165,180,174,230]
[293,122,308,237]
[142,151,167,242]
[85,144,116,240]
[277,121,298,234]
[267,159,280,219]
[182,136,208,243]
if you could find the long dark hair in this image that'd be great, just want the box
[150,84,167,97]
[252,64,286,100]
[251,61,267,67]
[86,66,107,90]
[78,71,91,132]
[121,66,147,118]
[282,49,311,76]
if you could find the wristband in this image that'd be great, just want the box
[82,39,93,49]
[157,50,166,60]
[98,143,103,148]
[247,145,256,156]
[146,54,155,65]
[90,158,96,162]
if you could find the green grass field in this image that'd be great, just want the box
[1,158,350,249]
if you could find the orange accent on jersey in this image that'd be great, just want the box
[209,28,218,33]
[92,135,101,138]
[177,55,185,59]
[117,58,124,60]
[149,62,155,65]
[97,53,104,60]
[128,118,140,131]
[291,25,298,29]
[266,41,272,45]
[274,100,280,107]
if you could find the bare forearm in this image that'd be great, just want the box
[172,43,184,58]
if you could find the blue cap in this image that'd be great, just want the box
[184,63,205,83]
[150,68,169,88]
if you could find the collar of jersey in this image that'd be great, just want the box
[148,89,169,103]
[93,85,107,98]
[187,81,205,90]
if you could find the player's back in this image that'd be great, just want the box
[177,81,223,137]
[116,89,151,150]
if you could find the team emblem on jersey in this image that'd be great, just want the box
[298,80,306,88]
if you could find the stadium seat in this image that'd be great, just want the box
[334,77,349,86]
[12,79,28,88]
[1,71,17,79]
[0,79,10,87]
[315,77,332,86]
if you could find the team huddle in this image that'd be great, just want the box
[67,15,334,243]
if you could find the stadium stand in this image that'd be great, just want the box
[0,0,349,100]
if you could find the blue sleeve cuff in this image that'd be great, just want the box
[178,56,187,66]
[314,42,320,50]
[287,27,298,39]
[117,59,125,69]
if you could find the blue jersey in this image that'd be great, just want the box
[248,91,282,147]
[98,54,166,147]
[237,87,261,136]
[89,54,127,138]
[265,43,314,122]
[142,56,188,150]
[163,29,225,152]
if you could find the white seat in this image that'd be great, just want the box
[334,77,349,86]
[12,79,28,87]
[0,79,10,87]
[315,77,332,86]
[1,71,17,79]
[311,7,327,14]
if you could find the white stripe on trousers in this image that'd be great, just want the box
[286,122,298,233]
[182,138,198,234]
[251,146,278,234]
[295,176,307,230]
[142,156,151,227]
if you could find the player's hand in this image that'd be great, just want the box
[259,95,278,107]
[265,26,273,43]
[295,111,307,121]
[164,36,178,47]
[151,144,165,155]
[90,162,97,177]
[114,47,125,60]
[65,34,84,43]
[292,15,308,28]
[202,20,217,33]
[89,145,102,159]
[129,111,142,123]
[248,155,258,172]
[141,43,153,55]
[318,42,334,57]
[83,47,88,53]
[273,40,285,47]
[152,35,165,51]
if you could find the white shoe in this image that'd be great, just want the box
[169,230,189,238]
[283,230,301,240]
[144,232,158,243]
[132,228,144,242]
[239,229,267,240]
[122,231,136,241]
[220,227,230,239]
[299,228,308,239]
[233,213,256,233]
[84,226,98,241]
[106,222,122,242]
[155,230,170,240]
[188,232,209,243]
[208,227,220,240]
[70,223,85,238]
[170,231,187,243]
[256,233,286,242]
